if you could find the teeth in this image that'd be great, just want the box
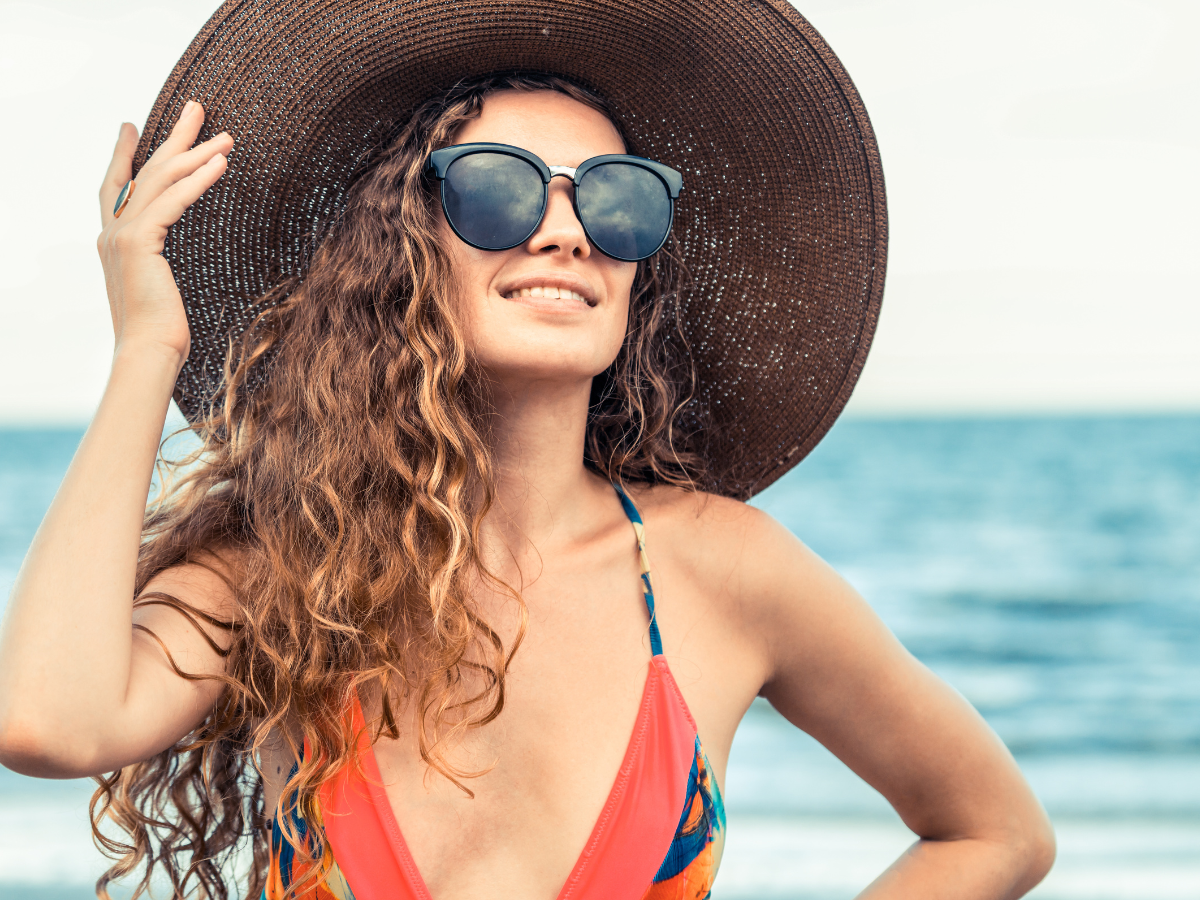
[505,286,589,304]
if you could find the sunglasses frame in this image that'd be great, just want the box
[426,142,684,262]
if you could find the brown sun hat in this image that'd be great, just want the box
[134,0,887,500]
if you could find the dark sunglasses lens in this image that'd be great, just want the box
[443,152,545,250]
[576,163,672,261]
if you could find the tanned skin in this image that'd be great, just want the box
[0,92,1054,900]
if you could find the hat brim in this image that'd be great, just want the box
[135,0,887,500]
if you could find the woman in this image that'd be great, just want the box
[0,2,1054,899]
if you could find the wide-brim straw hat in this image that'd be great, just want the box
[135,0,887,500]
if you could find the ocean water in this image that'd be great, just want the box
[1,417,1198,898]
[729,416,1200,899]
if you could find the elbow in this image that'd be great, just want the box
[0,712,100,779]
[1028,818,1058,887]
[1007,808,1057,896]
[0,719,59,777]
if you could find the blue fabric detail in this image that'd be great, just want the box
[271,758,307,888]
[653,736,719,883]
[612,483,664,657]
[614,482,643,524]
[643,573,664,656]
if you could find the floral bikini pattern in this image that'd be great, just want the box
[265,774,357,900]
[645,737,727,899]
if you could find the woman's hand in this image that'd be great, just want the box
[96,101,233,363]
[0,102,238,779]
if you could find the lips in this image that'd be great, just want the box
[503,285,588,304]
[497,273,598,307]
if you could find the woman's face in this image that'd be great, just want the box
[438,90,637,389]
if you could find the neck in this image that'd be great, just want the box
[480,374,611,554]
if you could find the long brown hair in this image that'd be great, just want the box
[89,73,704,900]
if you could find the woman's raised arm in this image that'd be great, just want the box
[740,510,1056,899]
[0,105,237,779]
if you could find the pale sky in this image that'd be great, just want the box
[0,0,1196,422]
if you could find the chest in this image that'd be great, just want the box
[384,587,651,877]
[280,658,721,900]
[258,518,742,900]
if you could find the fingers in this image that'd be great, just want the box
[98,101,235,232]
[99,122,138,226]
[120,130,234,220]
[145,100,206,168]
[134,152,229,239]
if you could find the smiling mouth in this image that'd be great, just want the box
[503,285,592,306]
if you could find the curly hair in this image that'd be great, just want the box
[88,72,705,900]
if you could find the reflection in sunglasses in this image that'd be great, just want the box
[440,150,674,260]
[578,164,671,261]
[445,154,545,247]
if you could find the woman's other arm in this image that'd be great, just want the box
[0,106,236,779]
[741,510,1055,899]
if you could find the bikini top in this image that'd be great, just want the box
[263,485,726,900]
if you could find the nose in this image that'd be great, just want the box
[526,174,591,259]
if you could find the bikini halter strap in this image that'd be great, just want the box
[612,483,664,657]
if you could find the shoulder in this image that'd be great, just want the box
[139,545,245,605]
[623,482,816,597]
[622,481,760,537]
[134,546,248,648]
[623,483,843,680]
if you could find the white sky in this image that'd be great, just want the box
[0,0,1196,422]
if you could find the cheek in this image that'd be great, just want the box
[437,217,499,333]
[438,213,483,282]
[604,269,637,355]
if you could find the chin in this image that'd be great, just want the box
[481,355,614,387]
[475,338,619,382]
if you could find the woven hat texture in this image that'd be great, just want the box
[134,0,887,500]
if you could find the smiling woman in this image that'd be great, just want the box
[437,90,642,392]
[0,2,1053,900]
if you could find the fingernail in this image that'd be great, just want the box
[182,100,195,117]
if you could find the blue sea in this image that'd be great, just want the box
[1,417,1198,899]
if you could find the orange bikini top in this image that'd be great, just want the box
[264,485,726,900]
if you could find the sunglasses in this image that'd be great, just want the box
[426,143,683,262]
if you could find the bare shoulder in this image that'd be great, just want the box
[623,481,763,541]
[133,546,248,656]
[622,483,840,689]
[624,487,868,681]
[624,482,820,604]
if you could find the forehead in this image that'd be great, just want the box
[452,89,626,167]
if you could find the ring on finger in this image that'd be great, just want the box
[113,179,136,218]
